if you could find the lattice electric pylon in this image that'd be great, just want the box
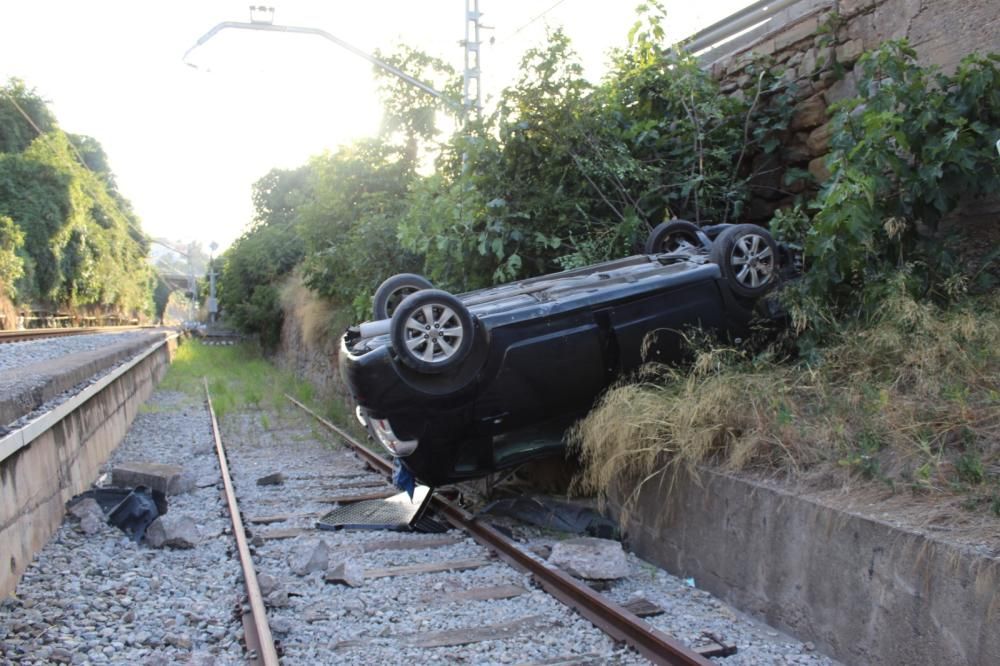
[462,0,482,117]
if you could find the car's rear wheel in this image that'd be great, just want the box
[391,289,475,373]
[373,273,433,319]
[710,224,779,298]
[644,219,706,254]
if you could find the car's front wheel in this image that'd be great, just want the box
[390,289,475,373]
[710,224,779,298]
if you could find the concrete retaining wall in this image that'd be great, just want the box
[0,336,178,597]
[610,468,1000,665]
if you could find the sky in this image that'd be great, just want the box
[0,1,752,252]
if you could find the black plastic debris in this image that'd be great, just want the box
[479,496,619,539]
[316,485,444,532]
[67,486,167,542]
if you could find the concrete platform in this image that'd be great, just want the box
[0,334,178,596]
[0,330,172,427]
[609,467,1000,665]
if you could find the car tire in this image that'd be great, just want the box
[391,289,475,373]
[644,219,706,254]
[373,273,433,319]
[710,224,780,298]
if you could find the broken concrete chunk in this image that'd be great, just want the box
[146,514,200,549]
[256,472,285,486]
[257,572,279,597]
[288,539,330,576]
[325,560,365,587]
[548,537,629,580]
[79,513,105,535]
[112,462,195,495]
[265,589,289,608]
[68,497,105,522]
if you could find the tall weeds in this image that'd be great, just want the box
[571,288,1000,512]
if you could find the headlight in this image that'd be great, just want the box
[366,415,418,457]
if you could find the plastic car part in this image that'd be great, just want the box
[709,224,779,298]
[644,219,709,254]
[372,273,433,319]
[390,289,475,373]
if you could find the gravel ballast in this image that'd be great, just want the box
[1,362,840,664]
[0,390,244,665]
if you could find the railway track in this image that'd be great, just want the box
[204,371,719,664]
[0,325,153,344]
[3,343,833,664]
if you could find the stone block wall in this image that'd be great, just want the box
[705,0,1000,224]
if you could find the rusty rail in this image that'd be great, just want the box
[0,325,153,344]
[207,379,280,665]
[285,394,710,666]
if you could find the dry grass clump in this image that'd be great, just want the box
[0,295,17,330]
[278,272,351,351]
[571,290,1000,515]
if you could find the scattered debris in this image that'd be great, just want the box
[145,514,200,549]
[111,461,195,495]
[256,472,285,486]
[288,539,330,576]
[481,496,619,539]
[257,572,279,597]
[265,589,290,608]
[315,486,435,532]
[67,498,106,535]
[548,537,629,580]
[325,560,365,587]
[67,486,168,542]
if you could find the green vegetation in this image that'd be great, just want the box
[160,340,318,420]
[783,44,1000,339]
[0,79,154,322]
[214,2,1000,515]
[220,3,794,340]
[572,43,1000,514]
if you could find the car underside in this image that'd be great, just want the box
[340,221,794,487]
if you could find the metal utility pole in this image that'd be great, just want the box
[462,0,483,116]
[208,241,219,324]
[183,6,463,114]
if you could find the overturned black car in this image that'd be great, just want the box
[340,221,793,487]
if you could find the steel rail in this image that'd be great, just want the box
[285,395,710,666]
[207,379,280,665]
[0,325,153,344]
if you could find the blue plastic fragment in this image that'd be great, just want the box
[392,458,416,499]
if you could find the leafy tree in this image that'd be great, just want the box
[786,42,1000,333]
[0,79,56,154]
[0,214,24,298]
[0,88,153,316]
[219,167,310,345]
[297,139,423,316]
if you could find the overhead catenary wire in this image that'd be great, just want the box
[492,0,570,47]
[0,88,197,289]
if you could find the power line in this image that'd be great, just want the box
[0,89,152,243]
[0,88,187,290]
[493,0,570,47]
